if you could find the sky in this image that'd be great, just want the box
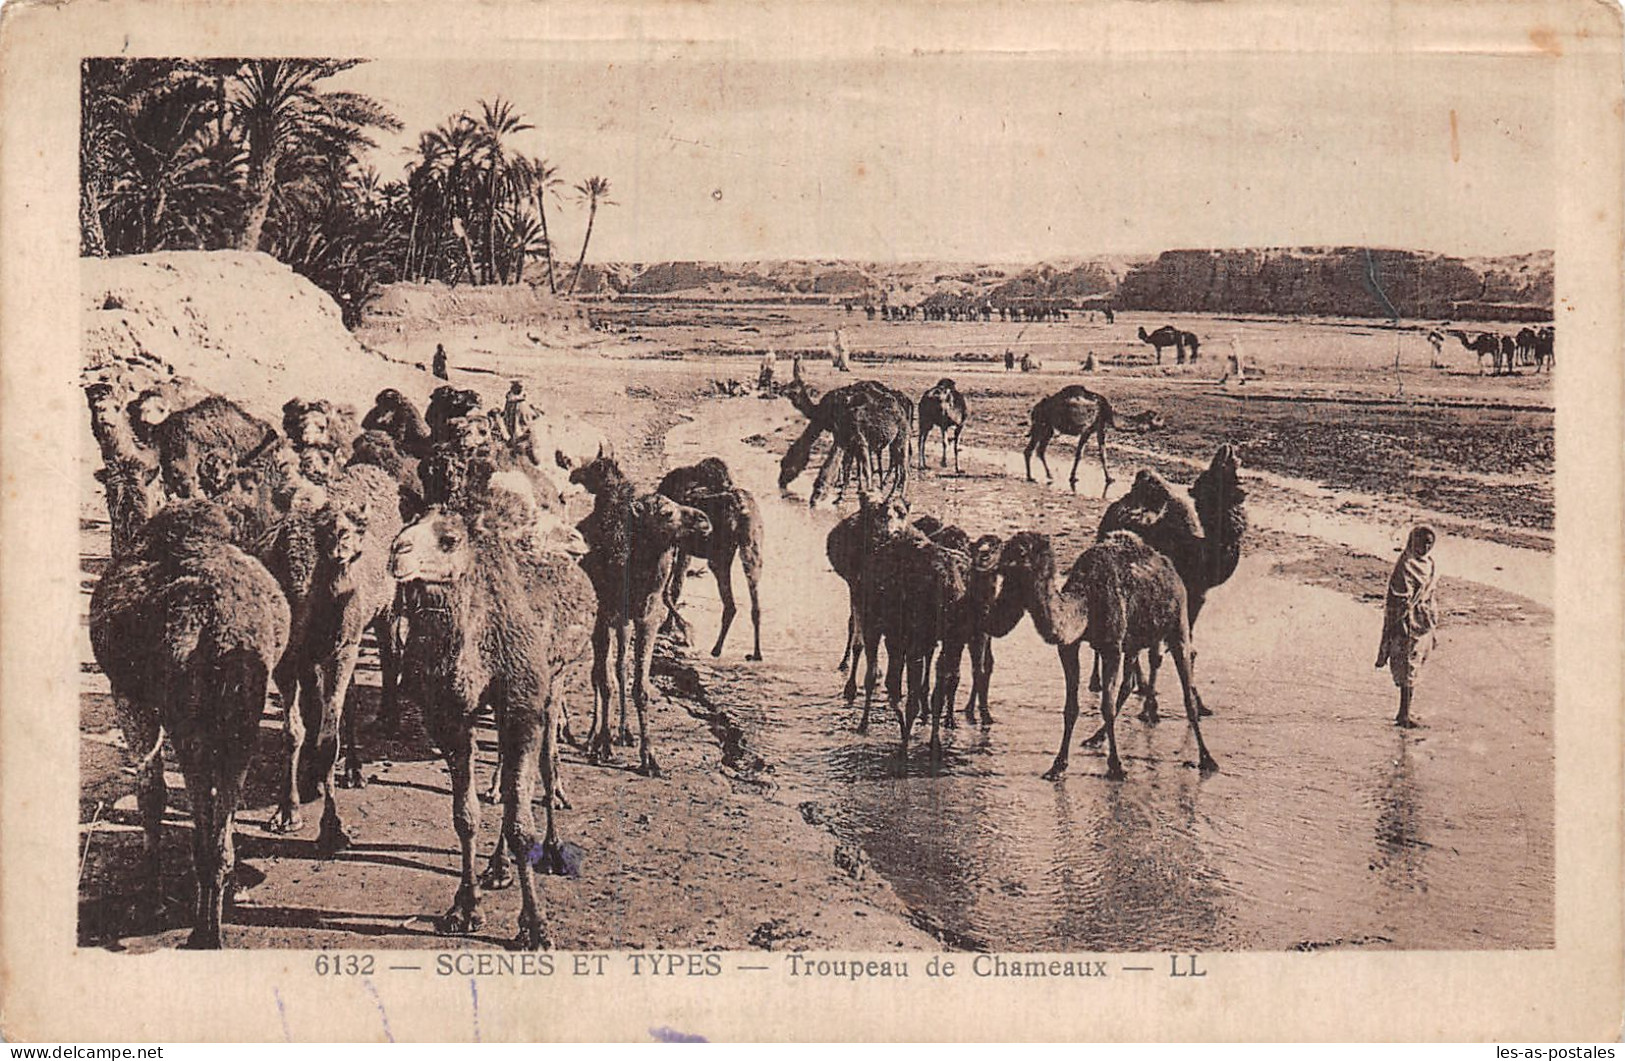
[330,48,1555,264]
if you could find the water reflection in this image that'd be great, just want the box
[1370,735,1430,893]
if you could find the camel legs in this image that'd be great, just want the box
[810,444,844,506]
[917,423,930,471]
[1042,642,1088,780]
[269,664,316,835]
[840,584,863,700]
[931,641,965,748]
[951,424,963,474]
[631,618,662,777]
[309,644,363,855]
[613,621,633,747]
[587,616,615,764]
[963,635,995,726]
[859,622,884,734]
[1024,428,1054,482]
[1170,641,1217,772]
[115,694,169,923]
[490,713,554,949]
[435,721,484,936]
[741,544,764,663]
[659,549,690,642]
[709,552,738,658]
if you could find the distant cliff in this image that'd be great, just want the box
[572,248,1551,320]
[1114,248,1552,321]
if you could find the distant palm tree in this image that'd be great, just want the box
[471,98,533,284]
[498,206,549,285]
[230,59,399,252]
[566,175,615,295]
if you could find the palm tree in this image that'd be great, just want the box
[230,59,399,252]
[511,154,563,292]
[498,206,549,285]
[566,175,615,295]
[470,98,533,284]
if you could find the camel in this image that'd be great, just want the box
[1179,331,1201,362]
[223,454,404,849]
[1092,445,1248,723]
[146,395,277,500]
[1500,335,1520,376]
[1515,327,1538,367]
[282,398,360,460]
[425,385,484,444]
[1448,330,1506,375]
[362,388,434,460]
[1024,385,1164,490]
[1136,325,1183,365]
[569,455,712,775]
[959,534,1028,727]
[826,492,913,707]
[993,530,1215,780]
[917,379,967,473]
[89,500,291,947]
[85,380,165,558]
[1534,326,1555,372]
[779,379,912,505]
[855,518,972,753]
[389,504,574,949]
[657,458,765,661]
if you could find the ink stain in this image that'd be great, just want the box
[470,978,481,1043]
[650,1027,709,1043]
[1449,109,1460,163]
[362,979,395,1043]
[274,987,291,1043]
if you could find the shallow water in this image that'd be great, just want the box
[662,398,1553,952]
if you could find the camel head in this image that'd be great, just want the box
[637,494,713,553]
[297,445,338,486]
[348,430,405,477]
[568,453,625,495]
[992,531,1058,616]
[227,435,325,513]
[448,414,495,457]
[854,489,910,545]
[283,398,339,451]
[317,500,371,568]
[971,533,1005,572]
[780,378,820,418]
[84,379,131,423]
[932,378,957,394]
[390,506,477,584]
[129,389,173,443]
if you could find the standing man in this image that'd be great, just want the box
[432,343,449,380]
[503,379,538,464]
[1376,526,1440,729]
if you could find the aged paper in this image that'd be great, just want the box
[1,0,1621,1042]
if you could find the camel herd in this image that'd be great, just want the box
[1439,325,1555,376]
[102,305,1562,950]
[82,367,731,949]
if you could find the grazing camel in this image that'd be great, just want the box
[779,379,912,504]
[389,505,573,949]
[657,458,765,661]
[917,379,967,473]
[362,388,435,460]
[1092,445,1248,723]
[1136,325,1183,365]
[993,530,1215,780]
[569,455,712,775]
[89,500,290,948]
[1024,385,1164,490]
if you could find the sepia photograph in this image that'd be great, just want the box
[2,0,1620,1042]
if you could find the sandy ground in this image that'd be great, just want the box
[79,298,1553,953]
